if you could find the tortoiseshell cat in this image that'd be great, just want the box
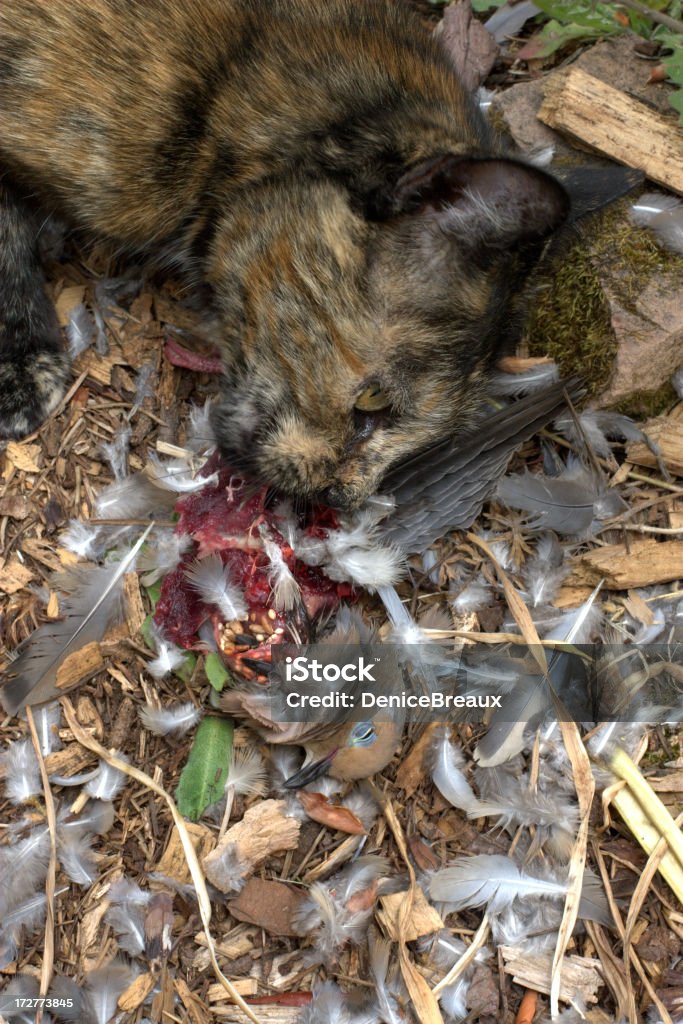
[0,0,569,507]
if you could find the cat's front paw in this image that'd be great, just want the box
[0,350,70,439]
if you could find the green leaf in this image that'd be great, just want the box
[176,716,233,820]
[145,580,162,609]
[174,650,197,683]
[658,29,683,124]
[519,19,605,60]
[205,652,232,692]
[532,0,621,33]
[670,89,683,120]
[140,613,156,649]
[471,0,508,11]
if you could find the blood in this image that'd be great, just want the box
[153,459,354,672]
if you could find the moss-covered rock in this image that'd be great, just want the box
[526,200,683,410]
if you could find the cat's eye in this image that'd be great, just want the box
[354,382,391,413]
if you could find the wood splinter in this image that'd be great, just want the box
[538,67,683,197]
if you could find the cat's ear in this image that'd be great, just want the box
[391,155,569,251]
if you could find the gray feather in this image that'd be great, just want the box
[0,525,152,715]
[378,379,583,553]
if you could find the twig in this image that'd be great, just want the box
[617,523,683,534]
[432,913,490,995]
[25,706,58,1021]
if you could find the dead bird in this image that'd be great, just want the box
[220,686,403,787]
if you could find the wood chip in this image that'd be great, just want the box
[5,441,42,474]
[0,558,34,594]
[211,1008,300,1022]
[118,972,157,1012]
[122,572,146,636]
[0,495,31,519]
[194,926,259,962]
[568,539,683,589]
[500,945,602,1004]
[156,822,216,886]
[538,67,683,195]
[55,641,104,693]
[174,976,212,1024]
[203,800,301,893]
[377,888,444,942]
[207,980,259,1001]
[626,418,683,477]
[44,744,97,778]
[55,284,86,325]
[46,592,60,619]
[73,344,128,386]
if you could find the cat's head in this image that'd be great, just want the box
[209,157,568,509]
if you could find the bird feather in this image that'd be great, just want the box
[379,378,583,553]
[1,738,41,805]
[184,553,247,621]
[631,192,683,254]
[139,701,202,736]
[0,525,153,714]
[430,854,568,913]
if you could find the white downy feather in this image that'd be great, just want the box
[523,532,568,608]
[60,520,103,560]
[1,739,41,805]
[146,453,218,492]
[184,554,247,621]
[29,701,63,757]
[139,701,202,736]
[105,903,146,956]
[129,363,156,418]
[186,398,216,453]
[82,962,134,1024]
[431,730,484,815]
[138,528,192,586]
[261,532,301,611]
[65,303,95,358]
[84,754,129,801]
[146,623,188,680]
[100,426,131,481]
[226,747,267,796]
[95,473,176,519]
[0,828,50,912]
[451,576,491,614]
[296,982,352,1024]
[58,832,98,886]
[324,542,405,588]
[58,799,115,837]
[489,361,559,396]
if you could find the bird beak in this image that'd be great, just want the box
[282,748,339,789]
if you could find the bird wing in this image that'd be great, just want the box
[378,378,584,553]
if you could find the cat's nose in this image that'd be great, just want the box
[320,485,360,512]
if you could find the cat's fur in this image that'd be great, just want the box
[0,0,568,507]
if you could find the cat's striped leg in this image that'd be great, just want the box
[0,179,69,438]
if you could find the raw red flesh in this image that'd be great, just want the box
[153,460,355,671]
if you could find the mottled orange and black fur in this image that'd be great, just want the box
[0,0,568,506]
